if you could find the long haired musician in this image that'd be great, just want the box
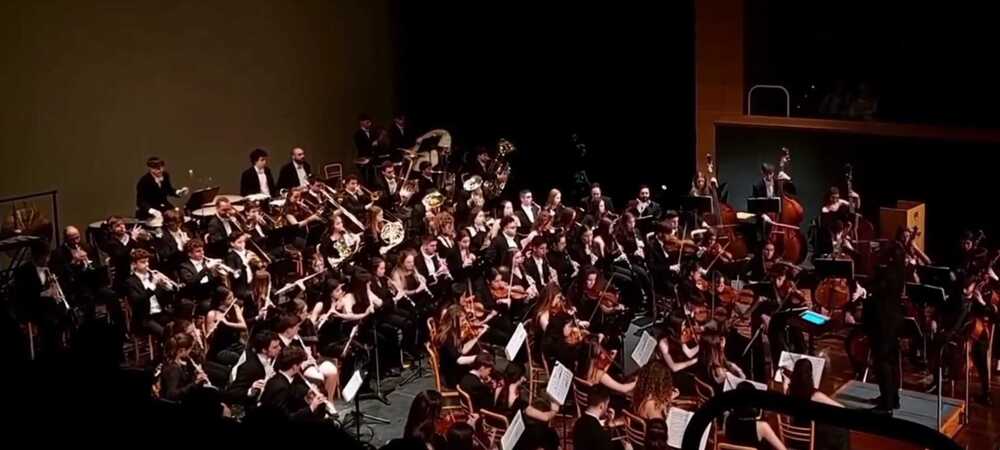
[160,332,211,402]
[205,287,246,366]
[433,304,489,388]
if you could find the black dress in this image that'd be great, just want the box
[725,409,763,449]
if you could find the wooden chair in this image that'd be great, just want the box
[523,320,548,402]
[777,414,815,450]
[693,376,716,408]
[121,297,156,365]
[456,385,477,417]
[479,409,511,450]
[425,341,463,416]
[323,162,343,184]
[572,377,592,418]
[718,444,758,450]
[623,409,648,450]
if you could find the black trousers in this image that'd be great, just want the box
[870,327,901,409]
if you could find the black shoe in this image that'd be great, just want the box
[868,406,894,417]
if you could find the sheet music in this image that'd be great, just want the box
[667,407,711,450]
[342,370,364,402]
[724,372,768,392]
[772,351,825,388]
[546,362,573,405]
[630,331,657,368]
[501,410,526,450]
[505,322,528,361]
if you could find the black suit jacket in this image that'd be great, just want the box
[155,231,187,273]
[572,413,614,450]
[226,351,267,406]
[240,167,276,197]
[524,256,554,287]
[415,251,441,284]
[205,215,238,257]
[628,200,662,220]
[354,128,377,156]
[459,372,495,411]
[224,249,252,295]
[259,372,323,421]
[372,174,400,207]
[389,124,415,150]
[645,237,673,284]
[485,235,519,267]
[515,205,540,234]
[14,263,48,320]
[177,259,216,301]
[125,273,172,326]
[136,172,179,218]
[277,161,312,191]
[103,236,137,285]
[50,243,97,296]
[339,191,370,219]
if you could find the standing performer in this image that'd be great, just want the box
[136,156,188,220]
[864,242,906,414]
[240,149,276,197]
[277,147,312,191]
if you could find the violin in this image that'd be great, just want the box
[566,323,591,345]
[490,280,530,301]
[585,277,622,310]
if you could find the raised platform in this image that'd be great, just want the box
[833,380,966,438]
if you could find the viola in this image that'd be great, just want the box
[566,324,591,345]
[491,280,530,301]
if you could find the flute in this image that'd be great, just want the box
[189,358,215,389]
[299,373,337,416]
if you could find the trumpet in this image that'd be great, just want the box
[205,258,239,275]
[151,269,180,290]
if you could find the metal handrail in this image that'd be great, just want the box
[747,84,791,117]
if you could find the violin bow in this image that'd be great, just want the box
[587,272,619,323]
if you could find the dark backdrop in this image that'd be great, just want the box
[717,126,999,261]
[396,2,695,204]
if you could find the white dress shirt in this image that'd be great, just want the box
[295,162,309,187]
[255,167,271,196]
[138,271,163,314]
[521,204,535,223]
[191,258,209,284]
[422,251,437,280]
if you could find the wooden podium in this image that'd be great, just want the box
[879,201,926,251]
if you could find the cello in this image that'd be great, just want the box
[769,147,808,264]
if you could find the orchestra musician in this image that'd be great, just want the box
[391,249,435,319]
[415,235,452,297]
[765,263,809,361]
[751,162,790,199]
[373,160,401,208]
[160,332,212,402]
[486,216,521,266]
[515,190,540,234]
[582,183,615,215]
[50,226,98,303]
[389,112,415,151]
[125,248,179,338]
[525,237,559,288]
[340,175,375,219]
[628,185,661,223]
[366,257,417,362]
[458,351,502,411]
[155,209,191,272]
[545,188,566,217]
[548,234,580,290]
[205,287,246,366]
[240,148,276,198]
[258,346,328,421]
[136,156,188,220]
[277,147,312,191]
[14,240,72,354]
[864,242,907,413]
[225,330,280,409]
[177,239,223,313]
[205,197,241,258]
[353,113,378,158]
[103,216,147,288]
[434,304,490,388]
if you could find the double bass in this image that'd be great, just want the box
[769,148,808,264]
[703,154,750,260]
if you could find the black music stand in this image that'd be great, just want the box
[747,197,781,216]
[184,186,220,211]
[680,195,714,216]
[915,265,956,289]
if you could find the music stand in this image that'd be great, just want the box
[184,186,220,212]
[680,195,713,216]
[915,265,956,289]
[747,197,781,216]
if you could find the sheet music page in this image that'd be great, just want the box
[724,372,768,391]
[630,331,657,367]
[772,351,825,388]
[505,322,527,361]
[342,370,364,402]
[501,410,526,450]
[667,407,711,450]
[546,362,573,405]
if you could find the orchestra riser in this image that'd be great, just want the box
[833,380,966,440]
